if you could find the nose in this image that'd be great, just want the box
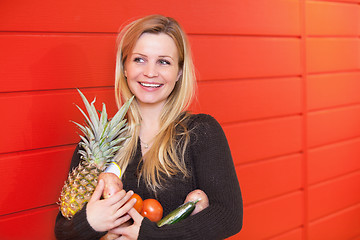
[143,62,158,78]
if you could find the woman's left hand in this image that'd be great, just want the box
[109,208,144,240]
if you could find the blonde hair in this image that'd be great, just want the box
[114,15,197,192]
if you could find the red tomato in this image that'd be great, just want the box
[129,193,143,213]
[141,199,163,222]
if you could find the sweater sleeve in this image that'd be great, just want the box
[138,114,243,240]
[54,145,107,240]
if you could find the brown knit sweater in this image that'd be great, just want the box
[55,114,243,240]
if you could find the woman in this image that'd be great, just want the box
[55,15,242,239]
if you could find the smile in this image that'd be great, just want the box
[140,82,163,88]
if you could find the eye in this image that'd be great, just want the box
[158,59,171,65]
[134,57,145,63]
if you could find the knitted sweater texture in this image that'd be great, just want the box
[55,114,243,240]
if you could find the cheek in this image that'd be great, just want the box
[126,78,135,92]
[125,75,135,93]
[125,66,139,82]
[124,61,137,79]
[166,78,178,94]
[166,69,181,83]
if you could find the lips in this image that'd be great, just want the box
[139,82,163,88]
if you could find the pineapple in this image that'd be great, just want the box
[59,89,133,219]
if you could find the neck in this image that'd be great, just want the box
[138,102,163,143]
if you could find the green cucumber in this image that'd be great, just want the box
[157,200,199,227]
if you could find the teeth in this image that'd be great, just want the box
[140,82,162,88]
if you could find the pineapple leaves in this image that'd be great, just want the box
[77,89,100,140]
[108,119,127,142]
[98,103,108,137]
[73,89,134,166]
[90,98,100,133]
[74,105,94,133]
[79,135,89,146]
[109,96,134,129]
[71,120,87,136]
[110,136,129,147]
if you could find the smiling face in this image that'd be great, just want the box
[124,33,181,109]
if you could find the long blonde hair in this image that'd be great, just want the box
[114,15,197,192]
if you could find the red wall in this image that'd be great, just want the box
[1,0,360,239]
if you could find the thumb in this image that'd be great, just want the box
[89,179,104,202]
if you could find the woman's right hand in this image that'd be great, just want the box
[86,179,137,232]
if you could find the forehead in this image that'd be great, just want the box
[132,33,179,58]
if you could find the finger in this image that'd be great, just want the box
[106,189,127,205]
[128,208,144,223]
[113,190,134,209]
[110,225,127,236]
[113,214,131,227]
[109,219,132,235]
[114,199,136,218]
[108,224,126,235]
[89,179,104,202]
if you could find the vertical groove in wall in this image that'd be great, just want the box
[358,3,360,240]
[300,1,308,239]
[355,2,360,240]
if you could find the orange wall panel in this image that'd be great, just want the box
[0,146,74,215]
[0,205,58,240]
[308,172,360,221]
[224,116,302,164]
[268,228,303,240]
[179,0,300,36]
[307,105,360,148]
[0,0,300,36]
[0,88,117,153]
[308,138,360,184]
[306,38,360,74]
[191,36,301,80]
[306,1,360,36]
[308,204,360,240]
[195,77,302,123]
[307,72,360,110]
[237,154,302,205]
[314,0,360,3]
[228,228,303,240]
[0,34,116,92]
[238,192,303,239]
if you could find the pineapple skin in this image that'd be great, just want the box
[60,160,101,220]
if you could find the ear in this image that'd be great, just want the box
[176,69,183,82]
[124,69,127,78]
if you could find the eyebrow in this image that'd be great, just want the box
[159,55,174,60]
[132,53,174,60]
